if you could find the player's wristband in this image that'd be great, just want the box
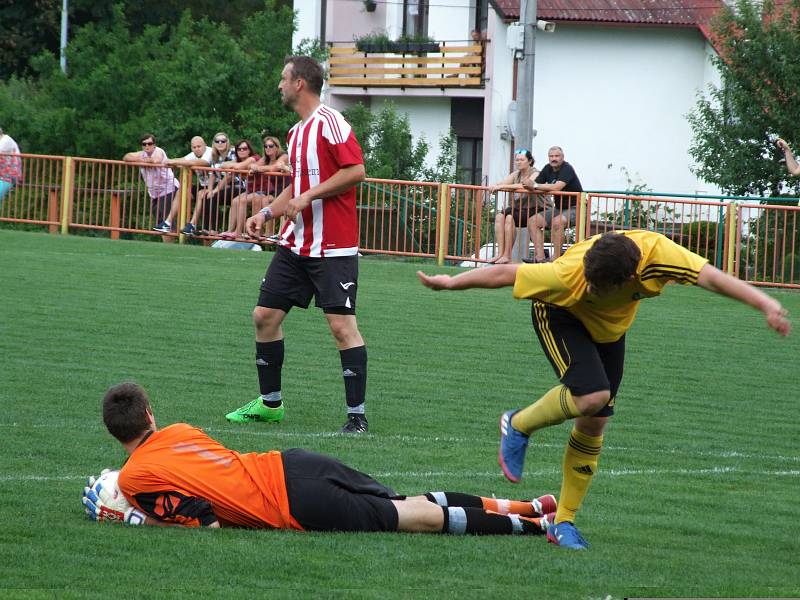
[259,206,274,220]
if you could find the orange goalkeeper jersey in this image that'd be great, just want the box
[118,423,302,530]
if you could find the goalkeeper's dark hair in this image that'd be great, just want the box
[583,232,641,289]
[102,382,152,443]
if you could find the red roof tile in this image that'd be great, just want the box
[491,0,722,38]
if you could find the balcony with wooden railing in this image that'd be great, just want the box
[327,41,485,89]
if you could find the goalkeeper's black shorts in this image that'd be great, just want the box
[531,301,625,416]
[282,448,400,532]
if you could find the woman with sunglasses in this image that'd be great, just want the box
[488,149,549,264]
[221,135,290,240]
[192,132,242,234]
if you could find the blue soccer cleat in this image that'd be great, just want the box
[498,410,529,483]
[547,521,589,549]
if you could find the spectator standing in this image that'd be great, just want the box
[0,127,22,207]
[525,146,583,262]
[228,56,370,433]
[221,135,290,239]
[776,138,800,178]
[122,133,180,239]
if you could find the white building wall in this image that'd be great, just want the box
[526,25,719,195]
[428,0,472,42]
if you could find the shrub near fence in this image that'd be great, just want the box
[3,153,800,288]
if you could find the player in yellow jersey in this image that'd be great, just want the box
[82,382,558,536]
[417,230,791,549]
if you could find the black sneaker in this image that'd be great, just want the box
[180,223,197,236]
[152,220,172,233]
[340,413,368,433]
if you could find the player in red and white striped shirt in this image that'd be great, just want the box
[226,56,370,433]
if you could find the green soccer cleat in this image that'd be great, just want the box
[225,398,285,424]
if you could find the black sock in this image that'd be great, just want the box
[440,507,543,536]
[339,345,367,411]
[424,491,483,509]
[256,340,284,408]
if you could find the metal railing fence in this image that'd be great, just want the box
[2,152,799,288]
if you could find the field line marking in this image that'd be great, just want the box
[4,468,798,482]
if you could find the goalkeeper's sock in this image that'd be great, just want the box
[511,384,582,435]
[256,340,284,408]
[555,427,603,524]
[440,506,544,535]
[340,345,367,412]
[425,492,539,517]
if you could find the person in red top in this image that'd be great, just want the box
[226,56,370,433]
[83,382,558,536]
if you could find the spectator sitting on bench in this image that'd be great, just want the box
[221,135,290,240]
[523,146,583,262]
[489,149,547,264]
[123,133,179,242]
[157,136,213,237]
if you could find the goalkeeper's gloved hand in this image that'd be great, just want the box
[82,474,146,525]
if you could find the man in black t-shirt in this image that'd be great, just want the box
[524,146,583,261]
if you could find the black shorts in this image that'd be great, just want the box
[151,191,175,224]
[531,301,624,417]
[282,449,400,532]
[258,246,359,315]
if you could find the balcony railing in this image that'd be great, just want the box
[327,42,484,88]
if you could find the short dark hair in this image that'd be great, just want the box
[284,55,324,96]
[583,232,642,289]
[102,382,152,443]
[139,133,156,144]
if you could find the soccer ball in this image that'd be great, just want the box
[93,470,133,514]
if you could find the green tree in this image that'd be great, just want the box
[0,0,289,79]
[343,101,457,182]
[688,0,800,196]
[0,2,295,159]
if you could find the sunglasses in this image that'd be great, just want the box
[264,143,276,149]
[214,139,227,143]
[515,148,529,155]
[141,141,155,147]
[237,147,250,152]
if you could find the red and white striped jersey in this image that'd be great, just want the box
[279,104,364,257]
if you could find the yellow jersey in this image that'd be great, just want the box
[512,230,709,343]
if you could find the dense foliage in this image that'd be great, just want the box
[0,0,288,79]
[344,101,457,183]
[0,2,295,159]
[688,0,800,196]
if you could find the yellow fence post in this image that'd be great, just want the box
[436,182,450,266]
[178,167,190,244]
[726,201,738,275]
[577,192,588,242]
[59,156,74,235]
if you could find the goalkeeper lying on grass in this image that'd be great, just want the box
[82,381,556,536]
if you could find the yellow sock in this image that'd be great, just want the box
[510,385,581,435]
[554,427,603,524]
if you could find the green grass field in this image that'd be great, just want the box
[1,229,799,598]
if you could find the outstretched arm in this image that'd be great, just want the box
[777,138,800,176]
[417,264,519,291]
[696,264,791,336]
